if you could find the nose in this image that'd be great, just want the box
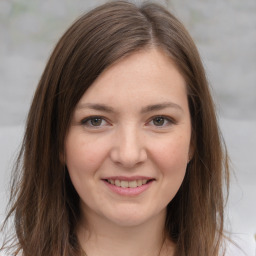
[110,126,147,168]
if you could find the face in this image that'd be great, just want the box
[65,48,192,228]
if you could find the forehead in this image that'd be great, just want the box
[77,48,188,112]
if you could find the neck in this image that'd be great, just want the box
[77,208,174,256]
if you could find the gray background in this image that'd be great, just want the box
[0,0,255,254]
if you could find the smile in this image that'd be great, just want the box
[105,179,152,188]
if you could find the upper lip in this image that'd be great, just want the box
[102,176,155,181]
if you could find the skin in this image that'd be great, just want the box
[65,47,192,256]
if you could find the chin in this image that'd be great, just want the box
[103,206,166,228]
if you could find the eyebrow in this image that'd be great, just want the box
[76,102,183,113]
[76,103,115,113]
[141,102,183,113]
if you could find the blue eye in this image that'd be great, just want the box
[81,116,108,127]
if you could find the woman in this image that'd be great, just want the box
[1,1,230,255]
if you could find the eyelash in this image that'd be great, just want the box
[80,116,109,128]
[147,116,176,128]
[80,115,176,128]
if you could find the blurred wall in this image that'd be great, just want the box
[0,0,255,125]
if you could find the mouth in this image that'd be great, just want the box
[103,178,155,188]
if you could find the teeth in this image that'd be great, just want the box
[120,181,129,188]
[107,179,151,188]
[142,179,147,185]
[129,180,137,188]
[137,180,142,186]
[115,180,121,186]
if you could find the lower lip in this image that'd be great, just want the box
[103,180,153,196]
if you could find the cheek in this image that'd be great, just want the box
[151,137,189,204]
[65,132,108,177]
[65,133,111,204]
[150,134,190,188]
[153,136,189,168]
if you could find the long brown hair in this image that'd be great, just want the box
[1,1,229,255]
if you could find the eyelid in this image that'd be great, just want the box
[146,115,177,127]
[80,116,111,128]
[79,115,176,128]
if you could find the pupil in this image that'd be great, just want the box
[153,117,164,126]
[91,118,102,126]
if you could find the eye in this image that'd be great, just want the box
[148,116,175,127]
[81,116,108,127]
